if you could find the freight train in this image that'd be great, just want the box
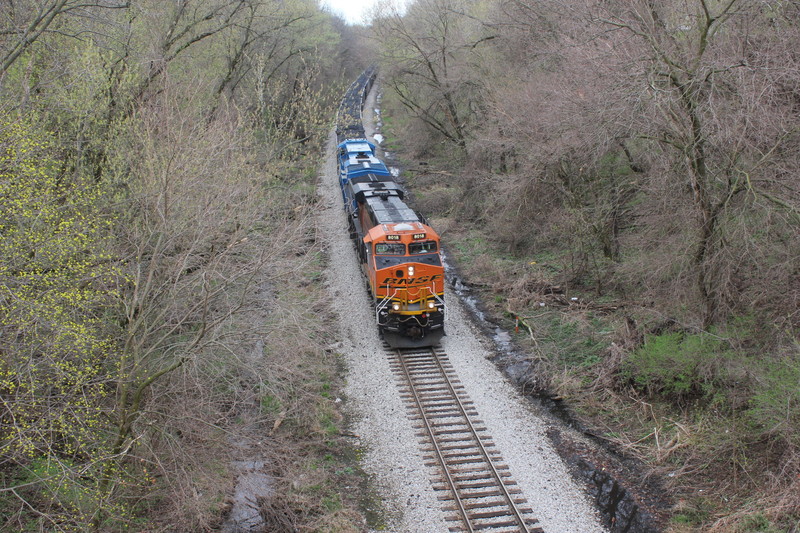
[336,68,445,348]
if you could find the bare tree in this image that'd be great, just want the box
[0,0,128,78]
[582,0,800,325]
[1,1,345,527]
[373,0,494,151]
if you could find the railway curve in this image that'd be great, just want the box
[319,74,608,532]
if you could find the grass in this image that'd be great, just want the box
[427,166,800,532]
[259,393,282,415]
[378,83,800,532]
[450,231,491,266]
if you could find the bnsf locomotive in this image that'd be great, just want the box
[336,68,445,348]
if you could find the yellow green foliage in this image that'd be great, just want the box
[0,114,124,523]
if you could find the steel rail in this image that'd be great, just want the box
[393,346,535,532]
[422,347,531,533]
[395,347,474,532]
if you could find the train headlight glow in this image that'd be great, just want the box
[428,301,435,309]
[392,303,400,311]
[408,266,415,276]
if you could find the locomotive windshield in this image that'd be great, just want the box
[374,253,442,269]
[409,241,437,254]
[375,242,405,255]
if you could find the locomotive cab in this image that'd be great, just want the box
[364,223,445,347]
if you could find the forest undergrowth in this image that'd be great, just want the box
[372,1,799,530]
[0,2,372,530]
[391,133,799,533]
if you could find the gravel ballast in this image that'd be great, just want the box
[319,85,608,533]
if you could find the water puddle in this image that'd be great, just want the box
[221,460,274,533]
[492,327,512,352]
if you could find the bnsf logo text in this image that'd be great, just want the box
[380,274,443,285]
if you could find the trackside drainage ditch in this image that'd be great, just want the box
[447,265,667,533]
[221,460,273,533]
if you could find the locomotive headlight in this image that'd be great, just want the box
[392,303,400,311]
[408,266,415,276]
[428,301,435,309]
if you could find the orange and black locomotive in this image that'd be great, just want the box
[336,69,445,347]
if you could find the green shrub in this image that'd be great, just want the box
[622,330,739,403]
[737,512,780,533]
[748,347,800,448]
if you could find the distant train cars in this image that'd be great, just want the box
[336,68,445,348]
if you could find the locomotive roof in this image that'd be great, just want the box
[341,154,389,175]
[365,194,419,225]
[338,139,375,152]
[338,140,388,174]
[344,141,373,153]
[348,173,404,202]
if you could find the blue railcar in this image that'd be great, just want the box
[337,138,392,212]
[334,67,446,348]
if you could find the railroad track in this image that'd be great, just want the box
[387,344,544,533]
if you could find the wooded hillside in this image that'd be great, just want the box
[372,1,799,531]
[1,0,798,531]
[1,1,373,530]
